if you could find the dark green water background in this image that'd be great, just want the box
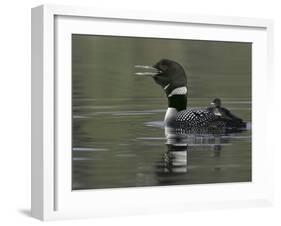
[72,35,252,190]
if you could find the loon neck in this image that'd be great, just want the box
[168,95,187,111]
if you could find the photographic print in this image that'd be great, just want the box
[72,35,251,190]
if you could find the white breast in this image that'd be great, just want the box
[164,108,177,140]
[164,108,178,126]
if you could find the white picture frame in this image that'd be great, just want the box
[31,4,274,221]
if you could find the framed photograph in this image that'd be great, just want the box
[31,4,274,221]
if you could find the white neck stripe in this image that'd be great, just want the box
[168,87,187,97]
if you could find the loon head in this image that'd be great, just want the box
[135,59,187,97]
[153,59,187,96]
[135,59,188,113]
[210,98,222,108]
[209,98,223,116]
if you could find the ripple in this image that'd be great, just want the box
[73,147,108,152]
[74,109,166,117]
[73,157,101,161]
[136,137,166,140]
[145,121,165,128]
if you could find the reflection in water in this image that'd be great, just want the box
[163,144,188,173]
[160,124,248,175]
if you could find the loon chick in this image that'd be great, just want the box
[210,98,246,128]
[135,59,245,130]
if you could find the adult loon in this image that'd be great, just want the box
[135,59,246,132]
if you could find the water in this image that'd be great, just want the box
[72,35,251,190]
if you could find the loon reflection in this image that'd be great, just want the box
[161,126,232,174]
[136,59,248,174]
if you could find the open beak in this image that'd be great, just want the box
[134,65,161,77]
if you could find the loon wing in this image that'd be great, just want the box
[176,108,218,127]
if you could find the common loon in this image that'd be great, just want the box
[135,59,246,132]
